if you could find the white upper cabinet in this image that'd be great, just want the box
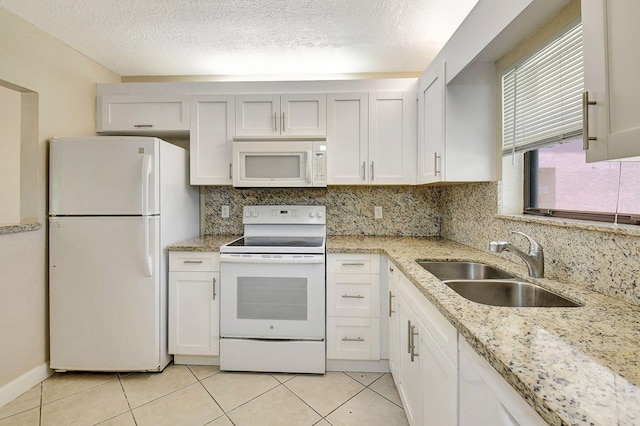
[235,94,326,137]
[97,95,190,134]
[417,61,497,184]
[327,92,416,185]
[583,0,640,162]
[190,95,234,185]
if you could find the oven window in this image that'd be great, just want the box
[245,155,303,179]
[237,277,308,320]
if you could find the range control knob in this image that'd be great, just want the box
[244,210,251,218]
[317,211,324,218]
[251,211,259,218]
[309,211,316,218]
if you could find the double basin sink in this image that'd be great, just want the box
[416,261,581,308]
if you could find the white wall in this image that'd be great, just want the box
[0,7,120,388]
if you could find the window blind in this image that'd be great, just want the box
[502,23,583,155]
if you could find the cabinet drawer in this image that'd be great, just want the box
[169,252,220,272]
[327,254,380,274]
[327,273,380,317]
[327,317,380,361]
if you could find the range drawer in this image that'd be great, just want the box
[169,252,220,272]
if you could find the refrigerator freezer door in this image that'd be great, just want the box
[49,216,164,371]
[49,137,160,215]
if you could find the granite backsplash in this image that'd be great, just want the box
[200,185,441,237]
[439,181,640,306]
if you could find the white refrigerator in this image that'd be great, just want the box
[49,136,199,372]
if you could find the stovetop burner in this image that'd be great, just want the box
[227,236,325,248]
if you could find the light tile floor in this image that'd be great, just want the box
[0,365,408,426]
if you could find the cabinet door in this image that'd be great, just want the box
[388,280,401,380]
[417,62,445,184]
[97,95,190,134]
[281,94,326,136]
[326,93,369,184]
[235,94,281,136]
[190,95,234,185]
[369,92,417,184]
[398,298,422,426]
[419,322,457,426]
[583,0,640,162]
[168,271,219,356]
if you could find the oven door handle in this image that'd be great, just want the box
[220,254,325,264]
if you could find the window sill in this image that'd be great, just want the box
[495,214,640,237]
[0,221,42,235]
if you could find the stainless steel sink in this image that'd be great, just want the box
[444,280,582,308]
[416,261,514,281]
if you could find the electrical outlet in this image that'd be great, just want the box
[221,205,230,218]
[374,206,383,219]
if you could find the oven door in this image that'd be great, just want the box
[220,253,325,340]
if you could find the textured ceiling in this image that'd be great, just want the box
[0,0,478,77]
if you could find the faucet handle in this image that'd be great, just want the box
[511,231,542,253]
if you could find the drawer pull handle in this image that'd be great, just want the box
[183,260,204,264]
[341,262,365,266]
[342,337,364,342]
[389,291,395,317]
[341,294,365,299]
[134,124,154,128]
[410,324,419,362]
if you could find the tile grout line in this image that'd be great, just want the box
[38,381,43,426]
[116,372,138,426]
[366,373,405,409]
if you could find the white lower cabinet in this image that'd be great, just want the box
[168,252,220,365]
[459,337,546,426]
[326,253,382,368]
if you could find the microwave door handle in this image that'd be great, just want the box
[307,153,312,183]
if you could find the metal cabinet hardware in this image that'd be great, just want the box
[282,112,285,132]
[341,262,365,266]
[388,291,395,317]
[362,161,366,181]
[273,112,277,132]
[410,324,419,362]
[341,294,365,299]
[342,337,365,342]
[371,161,375,181]
[134,124,153,128]
[183,260,203,264]
[434,152,441,176]
[407,320,412,354]
[212,277,216,300]
[582,91,597,150]
[229,163,232,180]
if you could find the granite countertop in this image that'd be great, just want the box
[169,235,640,425]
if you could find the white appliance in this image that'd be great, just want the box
[232,140,327,187]
[220,205,326,374]
[48,136,199,372]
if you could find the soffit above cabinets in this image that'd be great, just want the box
[0,0,477,77]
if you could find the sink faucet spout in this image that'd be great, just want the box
[489,232,544,278]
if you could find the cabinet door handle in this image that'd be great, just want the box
[341,294,365,299]
[407,320,412,354]
[388,291,395,317]
[282,112,285,132]
[410,325,419,362]
[370,161,375,181]
[183,260,203,264]
[434,152,441,176]
[212,277,216,300]
[229,163,232,180]
[274,112,277,132]
[341,262,365,266]
[582,91,597,150]
[342,337,365,342]
[134,124,153,128]
[362,161,366,181]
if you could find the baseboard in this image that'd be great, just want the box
[0,363,53,408]
[326,359,390,373]
[173,355,220,366]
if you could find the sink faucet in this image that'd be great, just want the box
[489,231,544,278]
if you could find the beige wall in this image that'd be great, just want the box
[0,86,21,224]
[0,7,120,387]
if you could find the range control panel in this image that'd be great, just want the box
[242,205,326,225]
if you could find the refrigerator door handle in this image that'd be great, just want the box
[143,217,153,277]
[141,154,152,216]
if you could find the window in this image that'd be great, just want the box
[501,22,640,225]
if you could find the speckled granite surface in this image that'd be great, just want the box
[165,234,240,252]
[328,236,640,426]
[440,182,640,306]
[0,222,42,235]
[200,185,441,236]
[168,234,640,425]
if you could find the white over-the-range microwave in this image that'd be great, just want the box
[232,139,327,188]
